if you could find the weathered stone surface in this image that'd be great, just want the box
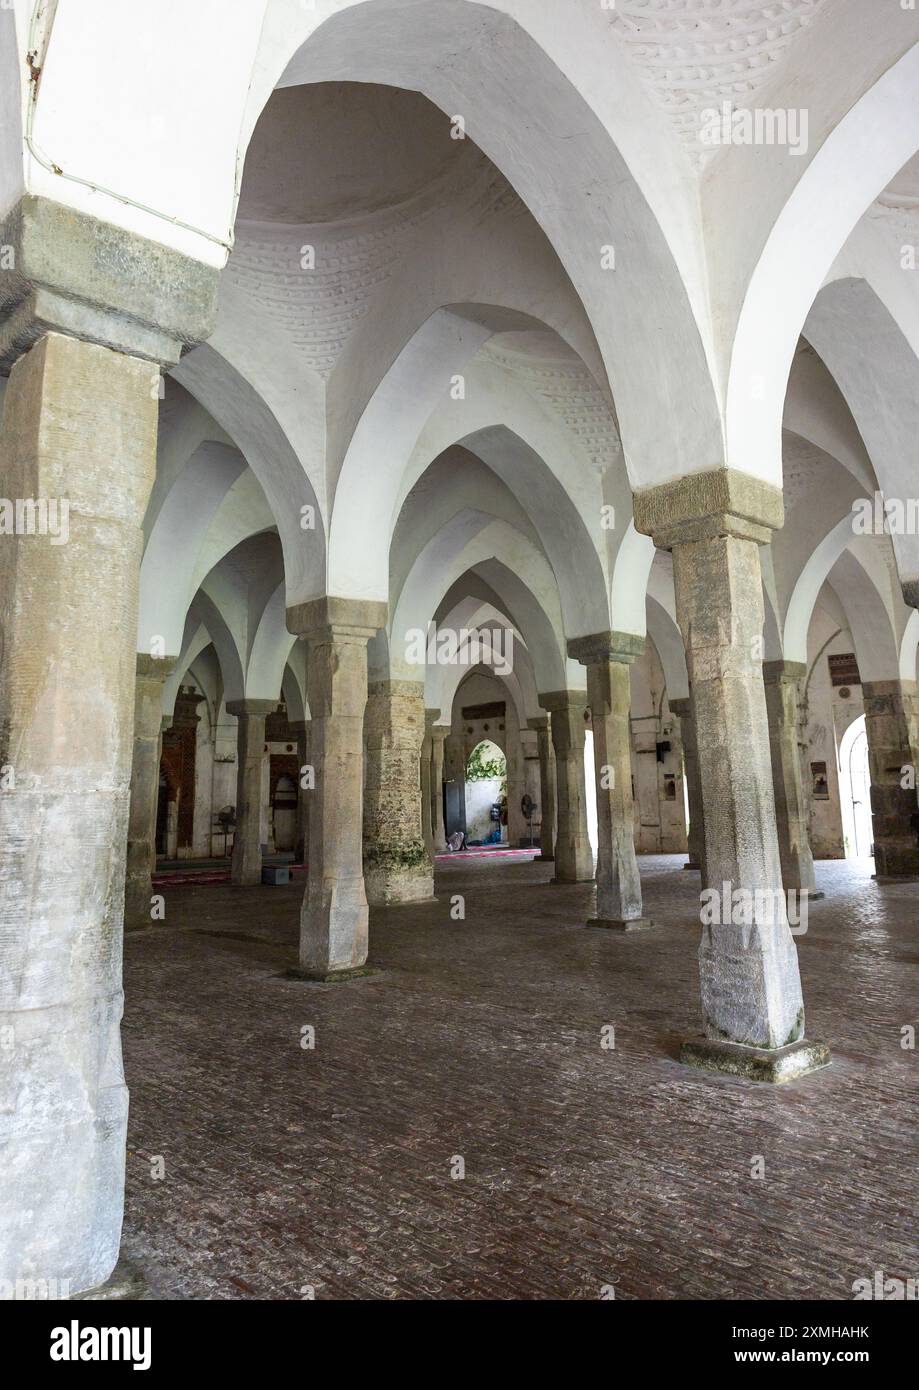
[125,656,177,929]
[363,682,433,905]
[680,1036,831,1084]
[632,467,784,548]
[420,709,439,870]
[431,726,447,852]
[763,660,819,896]
[527,717,556,861]
[539,691,593,883]
[73,1258,159,1301]
[227,700,276,887]
[570,636,648,926]
[862,680,919,878]
[0,196,219,372]
[668,524,808,1051]
[669,696,706,878]
[0,332,157,1295]
[290,601,384,978]
[289,719,311,866]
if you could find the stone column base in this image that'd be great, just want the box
[680,1036,830,1083]
[73,1259,158,1301]
[872,848,919,879]
[286,965,382,984]
[364,862,434,906]
[587,916,653,932]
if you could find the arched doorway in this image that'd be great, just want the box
[838,715,872,859]
[464,740,507,845]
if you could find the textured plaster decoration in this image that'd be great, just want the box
[608,0,828,166]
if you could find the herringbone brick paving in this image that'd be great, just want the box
[120,855,918,1300]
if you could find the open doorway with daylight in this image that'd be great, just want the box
[464,740,508,846]
[838,715,873,860]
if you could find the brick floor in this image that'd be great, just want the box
[120,855,918,1300]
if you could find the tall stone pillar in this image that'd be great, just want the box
[431,725,447,852]
[569,634,650,929]
[763,661,820,898]
[227,700,273,886]
[125,655,177,928]
[539,692,594,882]
[289,719,311,866]
[528,717,556,861]
[362,681,433,904]
[287,597,387,979]
[634,472,828,1081]
[863,679,919,878]
[0,196,217,1292]
[669,696,706,879]
[443,733,467,840]
[420,709,438,866]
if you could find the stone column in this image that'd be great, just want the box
[863,679,919,878]
[124,655,177,928]
[289,719,311,866]
[420,709,438,866]
[539,692,594,882]
[634,472,827,1082]
[0,196,217,1294]
[763,661,820,898]
[227,700,273,886]
[569,633,650,929]
[287,597,387,979]
[528,717,556,861]
[431,726,447,852]
[443,733,467,840]
[362,681,433,904]
[669,696,706,879]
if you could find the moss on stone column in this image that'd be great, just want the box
[363,682,433,905]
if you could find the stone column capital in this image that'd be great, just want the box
[0,195,219,373]
[567,630,645,666]
[527,716,549,732]
[538,690,588,714]
[226,699,277,719]
[762,659,808,685]
[424,708,442,731]
[632,468,784,548]
[862,678,917,705]
[286,595,387,641]
[136,654,179,682]
[668,697,691,719]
